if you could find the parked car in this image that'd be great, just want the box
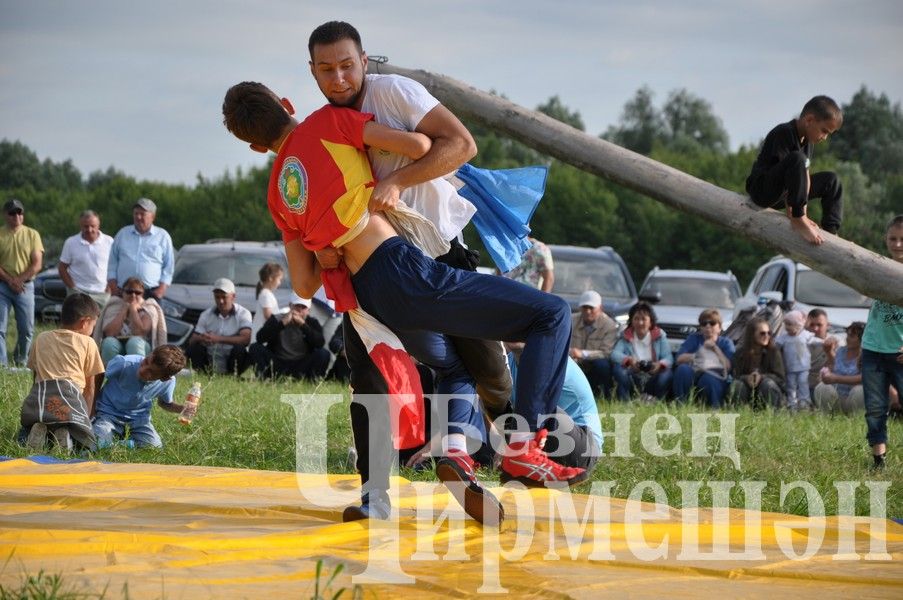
[734,256,872,338]
[34,266,67,322]
[548,245,637,326]
[160,240,341,346]
[638,267,742,354]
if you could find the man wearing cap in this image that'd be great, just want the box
[58,210,113,308]
[569,290,619,397]
[0,199,44,366]
[249,293,330,380]
[187,278,252,375]
[106,198,174,300]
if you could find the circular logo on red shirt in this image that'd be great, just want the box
[279,157,308,214]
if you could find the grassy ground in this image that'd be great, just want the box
[1,350,898,518]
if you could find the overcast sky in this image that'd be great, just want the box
[2,0,901,185]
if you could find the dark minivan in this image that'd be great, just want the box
[548,244,637,327]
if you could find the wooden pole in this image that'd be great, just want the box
[368,61,903,306]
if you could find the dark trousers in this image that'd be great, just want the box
[347,238,570,496]
[749,150,843,233]
[187,342,249,375]
[325,352,351,382]
[248,343,330,380]
[580,357,613,397]
[346,238,514,495]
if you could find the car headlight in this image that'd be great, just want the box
[159,298,186,318]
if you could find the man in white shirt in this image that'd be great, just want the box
[58,210,113,308]
[307,21,512,522]
[187,278,252,375]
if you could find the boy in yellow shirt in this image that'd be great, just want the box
[21,293,104,452]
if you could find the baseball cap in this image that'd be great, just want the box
[134,198,157,213]
[289,293,311,308]
[212,277,235,294]
[578,290,602,308]
[3,199,24,213]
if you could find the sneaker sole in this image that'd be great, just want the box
[436,460,505,527]
[500,468,590,488]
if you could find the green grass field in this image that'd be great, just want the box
[1,345,899,518]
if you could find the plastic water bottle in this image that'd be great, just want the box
[757,295,768,309]
[179,382,202,425]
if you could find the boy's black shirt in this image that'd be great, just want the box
[746,119,813,196]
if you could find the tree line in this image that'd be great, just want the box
[1,85,899,288]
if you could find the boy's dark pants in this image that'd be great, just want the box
[748,150,843,234]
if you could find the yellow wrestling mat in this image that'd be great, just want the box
[1,458,901,598]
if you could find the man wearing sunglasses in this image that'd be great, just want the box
[0,198,44,367]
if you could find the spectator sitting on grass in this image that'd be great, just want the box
[249,293,330,381]
[673,308,735,409]
[92,345,186,449]
[813,321,864,415]
[731,317,785,409]
[610,301,673,403]
[20,293,104,452]
[187,278,252,375]
[93,277,167,365]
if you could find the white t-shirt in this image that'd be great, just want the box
[59,232,114,293]
[631,332,653,362]
[250,288,279,343]
[361,74,476,242]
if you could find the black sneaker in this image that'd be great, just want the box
[436,449,504,527]
[342,490,391,522]
[872,453,886,471]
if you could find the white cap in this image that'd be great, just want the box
[578,290,602,308]
[212,277,235,294]
[289,293,311,308]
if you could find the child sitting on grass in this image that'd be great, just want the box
[21,293,104,452]
[92,345,187,449]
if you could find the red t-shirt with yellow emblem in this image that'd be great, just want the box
[267,105,376,250]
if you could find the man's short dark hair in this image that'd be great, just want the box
[222,82,292,148]
[61,293,100,326]
[308,21,362,57]
[801,95,843,124]
[807,307,828,320]
[149,344,186,379]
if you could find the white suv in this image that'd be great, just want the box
[638,268,742,355]
[734,256,871,335]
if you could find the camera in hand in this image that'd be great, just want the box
[637,360,654,372]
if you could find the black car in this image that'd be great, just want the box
[548,244,638,327]
[34,267,67,322]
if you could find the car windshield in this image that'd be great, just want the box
[794,270,872,308]
[640,277,739,309]
[552,255,632,302]
[172,251,291,288]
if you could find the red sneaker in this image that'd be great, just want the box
[501,429,588,487]
[436,449,504,526]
